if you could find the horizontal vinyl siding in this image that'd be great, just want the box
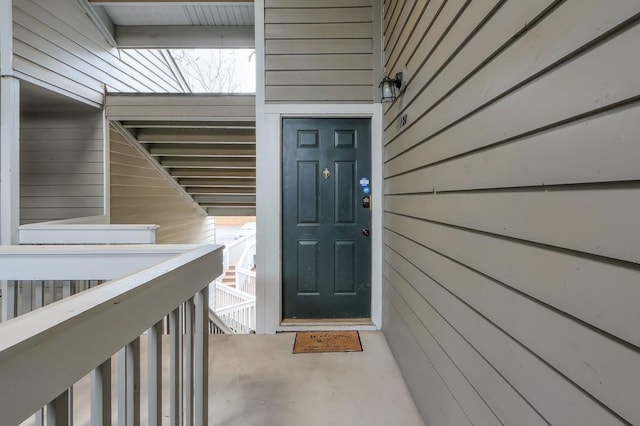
[382,1,640,425]
[13,0,184,107]
[105,94,255,121]
[20,109,105,224]
[109,126,212,244]
[264,0,374,103]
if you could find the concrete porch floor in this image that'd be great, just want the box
[210,331,422,425]
[21,331,422,425]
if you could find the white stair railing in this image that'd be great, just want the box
[210,233,256,333]
[219,232,256,278]
[0,244,223,426]
[212,283,256,334]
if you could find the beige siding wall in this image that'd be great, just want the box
[382,1,640,425]
[110,126,213,244]
[105,93,255,122]
[20,109,104,224]
[264,0,375,103]
[13,0,184,107]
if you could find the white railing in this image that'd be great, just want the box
[19,217,159,245]
[221,232,256,276]
[235,234,256,270]
[235,267,256,296]
[216,300,256,334]
[212,283,255,334]
[30,215,110,225]
[233,233,256,296]
[214,283,255,310]
[207,231,256,333]
[0,244,223,426]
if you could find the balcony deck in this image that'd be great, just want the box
[21,331,422,425]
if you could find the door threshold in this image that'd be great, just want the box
[278,318,377,332]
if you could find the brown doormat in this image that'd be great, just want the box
[293,331,363,354]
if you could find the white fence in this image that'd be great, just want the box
[0,244,223,426]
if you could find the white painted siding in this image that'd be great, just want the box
[382,1,640,425]
[264,0,375,103]
[20,109,104,224]
[12,0,184,107]
[110,125,214,244]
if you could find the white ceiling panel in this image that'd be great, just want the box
[103,4,254,26]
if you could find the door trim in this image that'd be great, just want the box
[256,103,383,334]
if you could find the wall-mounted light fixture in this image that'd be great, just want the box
[379,72,403,102]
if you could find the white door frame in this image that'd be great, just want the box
[256,103,383,334]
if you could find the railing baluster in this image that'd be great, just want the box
[184,298,194,425]
[33,281,44,309]
[32,282,45,425]
[62,280,76,419]
[0,244,223,425]
[194,287,209,426]
[1,280,17,321]
[169,308,182,426]
[118,339,140,426]
[91,359,112,426]
[47,391,70,426]
[62,280,72,299]
[20,281,33,315]
[148,321,163,426]
[44,280,54,305]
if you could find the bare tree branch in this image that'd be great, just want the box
[170,49,254,93]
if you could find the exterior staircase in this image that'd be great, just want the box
[221,265,236,287]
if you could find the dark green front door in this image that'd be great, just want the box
[282,118,372,319]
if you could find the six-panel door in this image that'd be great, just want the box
[282,118,372,319]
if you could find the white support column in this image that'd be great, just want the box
[0,46,20,322]
[254,0,270,334]
[1,0,20,324]
[0,72,20,246]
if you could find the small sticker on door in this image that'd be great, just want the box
[359,177,370,187]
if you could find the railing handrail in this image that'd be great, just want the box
[216,282,255,301]
[235,238,255,270]
[0,244,223,426]
[0,244,204,280]
[236,266,256,277]
[216,300,255,316]
[19,223,159,244]
[223,232,255,253]
[30,215,110,225]
[20,224,158,230]
[208,310,234,334]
